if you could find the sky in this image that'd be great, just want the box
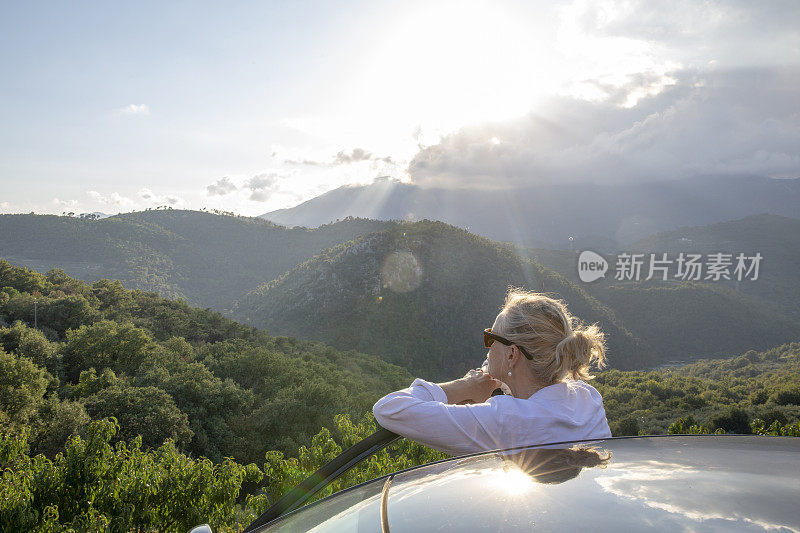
[1,0,798,216]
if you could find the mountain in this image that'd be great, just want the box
[625,214,800,317]
[232,220,659,377]
[5,210,797,377]
[260,175,800,250]
[524,214,800,360]
[588,281,800,362]
[233,219,800,376]
[0,210,391,309]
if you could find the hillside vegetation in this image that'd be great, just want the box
[260,175,800,249]
[627,213,800,316]
[5,211,797,375]
[0,211,391,309]
[233,220,651,378]
[597,341,800,436]
[233,219,799,377]
[0,259,411,463]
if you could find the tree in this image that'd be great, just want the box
[772,386,800,406]
[0,321,59,373]
[61,320,152,381]
[29,396,90,457]
[83,386,193,449]
[91,279,133,313]
[0,348,49,433]
[611,416,640,436]
[137,354,253,462]
[711,407,752,434]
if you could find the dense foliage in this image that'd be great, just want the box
[0,259,412,463]
[1,414,444,532]
[596,341,800,435]
[234,219,800,378]
[628,213,800,316]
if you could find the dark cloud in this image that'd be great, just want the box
[206,177,237,196]
[408,67,800,188]
[245,173,279,202]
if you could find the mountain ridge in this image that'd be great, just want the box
[261,175,800,250]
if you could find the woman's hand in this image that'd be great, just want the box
[439,369,504,405]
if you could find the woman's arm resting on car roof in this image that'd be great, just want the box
[372,378,506,456]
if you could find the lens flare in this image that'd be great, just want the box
[381,250,423,293]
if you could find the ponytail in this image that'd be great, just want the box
[499,288,607,383]
[553,324,606,381]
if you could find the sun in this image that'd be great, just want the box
[342,1,560,140]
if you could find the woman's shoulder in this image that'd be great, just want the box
[483,380,604,409]
[519,380,604,407]
[565,379,604,399]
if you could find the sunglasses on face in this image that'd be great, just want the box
[483,328,534,360]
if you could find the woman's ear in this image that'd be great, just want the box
[507,345,521,367]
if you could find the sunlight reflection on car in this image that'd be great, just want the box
[249,436,800,533]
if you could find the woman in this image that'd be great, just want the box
[373,288,612,456]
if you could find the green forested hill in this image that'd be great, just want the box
[524,214,800,362]
[234,219,800,377]
[626,213,800,316]
[0,211,392,309]
[588,282,800,362]
[528,213,800,318]
[5,211,797,375]
[0,259,411,464]
[233,220,652,377]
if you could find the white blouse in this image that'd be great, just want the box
[373,378,612,457]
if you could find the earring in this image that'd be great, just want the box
[507,371,512,376]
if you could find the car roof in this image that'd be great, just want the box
[254,435,800,532]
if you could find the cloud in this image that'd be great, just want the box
[407,67,800,188]
[52,197,79,209]
[285,148,395,167]
[87,191,137,209]
[245,173,280,202]
[333,148,373,165]
[119,104,150,115]
[283,158,324,167]
[138,188,182,206]
[567,0,800,62]
[138,188,156,201]
[205,177,238,196]
[1,201,10,210]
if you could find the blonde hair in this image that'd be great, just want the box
[504,446,612,485]
[496,288,606,382]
